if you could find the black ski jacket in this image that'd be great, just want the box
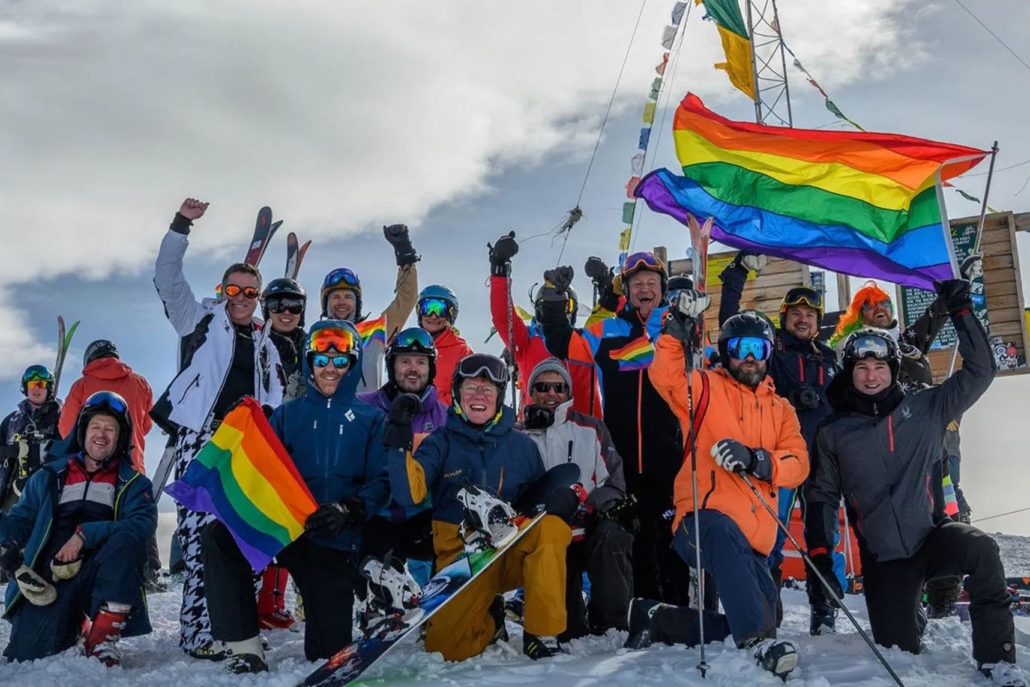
[806,308,994,563]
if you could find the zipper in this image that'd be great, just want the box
[498,465,505,495]
[567,440,573,464]
[177,374,201,404]
[887,416,895,452]
[701,470,716,509]
[636,371,643,473]
[206,321,237,427]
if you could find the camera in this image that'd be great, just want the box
[792,385,822,411]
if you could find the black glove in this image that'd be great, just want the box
[806,552,843,608]
[661,308,696,343]
[543,266,575,292]
[522,405,555,430]
[383,393,420,450]
[543,486,582,524]
[488,232,519,277]
[305,495,367,540]
[710,438,773,482]
[383,224,419,266]
[934,278,973,315]
[584,257,612,287]
[0,543,21,576]
[597,495,640,536]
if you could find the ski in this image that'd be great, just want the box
[685,213,713,365]
[151,435,177,500]
[244,206,282,268]
[53,316,80,397]
[284,233,312,280]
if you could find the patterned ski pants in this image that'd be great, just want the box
[174,427,216,653]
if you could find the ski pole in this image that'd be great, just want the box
[681,335,709,679]
[506,274,518,416]
[738,473,905,687]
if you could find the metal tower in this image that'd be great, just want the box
[744,0,793,127]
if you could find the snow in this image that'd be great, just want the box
[1,533,1028,687]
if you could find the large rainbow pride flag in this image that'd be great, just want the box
[636,93,990,289]
[165,398,317,573]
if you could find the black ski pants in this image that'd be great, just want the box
[862,522,1014,666]
[563,519,634,640]
[626,473,693,605]
[202,521,362,662]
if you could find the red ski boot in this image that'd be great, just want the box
[82,604,129,667]
[258,565,295,630]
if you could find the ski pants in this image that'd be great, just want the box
[862,522,1014,666]
[4,529,148,662]
[425,514,571,661]
[173,426,216,653]
[202,520,362,662]
[564,519,634,640]
[948,454,971,515]
[626,473,692,605]
[674,509,779,647]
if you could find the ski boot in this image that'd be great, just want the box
[81,604,130,667]
[523,633,562,660]
[358,556,424,639]
[504,590,525,624]
[489,594,509,644]
[749,638,799,681]
[624,598,675,650]
[456,482,518,549]
[981,662,1029,687]
[809,602,837,636]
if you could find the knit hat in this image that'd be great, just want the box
[527,358,573,393]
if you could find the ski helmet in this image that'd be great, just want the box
[320,268,362,319]
[779,287,824,330]
[666,275,694,306]
[83,339,119,369]
[841,328,902,386]
[451,353,509,417]
[262,277,308,326]
[306,320,362,372]
[76,390,133,464]
[532,284,579,326]
[385,327,438,390]
[620,252,668,302]
[718,311,776,366]
[21,364,55,400]
[417,285,459,325]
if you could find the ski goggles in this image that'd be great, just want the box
[532,381,569,395]
[417,297,455,320]
[309,326,358,355]
[846,333,894,361]
[267,297,305,315]
[390,327,435,355]
[621,252,665,276]
[781,287,824,314]
[223,284,260,299]
[311,354,351,369]
[82,391,128,415]
[22,366,51,384]
[456,354,508,385]
[323,268,360,290]
[725,336,773,361]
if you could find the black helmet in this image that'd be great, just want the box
[84,339,119,368]
[718,310,776,363]
[262,277,308,326]
[385,327,438,391]
[451,353,509,417]
[842,328,902,385]
[533,284,579,326]
[20,364,55,400]
[76,391,133,464]
[666,275,694,305]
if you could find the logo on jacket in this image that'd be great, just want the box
[344,409,355,422]
[900,405,912,420]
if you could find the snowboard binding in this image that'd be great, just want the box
[358,556,424,639]
[456,481,518,550]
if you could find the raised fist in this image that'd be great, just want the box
[543,266,574,292]
[383,224,410,247]
[488,232,519,277]
[674,289,712,319]
[584,257,611,283]
[178,198,209,221]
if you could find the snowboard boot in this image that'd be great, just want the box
[809,602,837,636]
[624,598,675,650]
[143,569,169,594]
[489,594,509,644]
[82,604,130,667]
[456,483,517,548]
[361,557,424,622]
[225,636,268,674]
[749,638,799,681]
[188,639,230,661]
[257,565,295,630]
[503,593,524,624]
[925,576,962,619]
[981,662,1029,687]
[523,633,561,660]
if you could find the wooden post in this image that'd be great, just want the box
[836,272,851,311]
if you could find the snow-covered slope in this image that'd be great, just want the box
[0,531,1027,687]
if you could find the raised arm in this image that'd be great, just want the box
[153,199,210,337]
[380,224,420,339]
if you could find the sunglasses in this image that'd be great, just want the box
[312,354,351,369]
[862,299,893,312]
[418,297,454,320]
[782,288,824,313]
[82,391,128,414]
[309,326,357,354]
[267,297,305,315]
[223,284,260,299]
[726,336,773,361]
[532,381,568,395]
[25,380,49,391]
[323,268,360,289]
[390,327,435,353]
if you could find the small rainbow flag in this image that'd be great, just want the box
[355,316,387,349]
[610,336,655,371]
[165,398,318,573]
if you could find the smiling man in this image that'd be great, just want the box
[261,278,309,401]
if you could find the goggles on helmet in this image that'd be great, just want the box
[418,297,455,320]
[22,366,52,384]
[390,327,435,355]
[846,333,894,361]
[82,390,128,415]
[323,268,360,289]
[456,355,508,385]
[726,336,773,362]
[309,326,358,355]
[781,287,824,315]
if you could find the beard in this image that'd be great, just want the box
[730,362,767,387]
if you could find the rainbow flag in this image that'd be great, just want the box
[610,336,655,371]
[355,316,387,348]
[636,93,990,290]
[165,398,318,573]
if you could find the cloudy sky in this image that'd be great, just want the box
[3,0,1030,532]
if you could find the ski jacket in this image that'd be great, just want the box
[807,309,994,564]
[490,275,602,418]
[350,263,420,394]
[151,225,283,434]
[431,327,474,407]
[541,299,682,487]
[522,399,625,510]
[268,321,392,554]
[0,399,63,502]
[58,359,154,473]
[719,265,840,450]
[0,449,157,634]
[649,333,809,556]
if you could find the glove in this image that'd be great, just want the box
[0,439,29,465]
[50,556,82,582]
[522,405,555,430]
[597,495,640,536]
[933,278,973,315]
[488,232,519,277]
[383,224,419,266]
[806,552,843,608]
[543,266,575,292]
[672,289,711,319]
[960,252,983,282]
[584,257,612,288]
[0,543,22,576]
[305,495,367,540]
[544,485,584,523]
[383,393,420,450]
[731,249,767,273]
[710,438,773,482]
[285,370,305,400]
[661,307,697,343]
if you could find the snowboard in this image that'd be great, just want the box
[300,464,581,687]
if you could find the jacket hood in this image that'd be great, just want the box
[18,397,62,420]
[433,327,467,349]
[838,384,905,418]
[83,357,133,381]
[302,320,363,403]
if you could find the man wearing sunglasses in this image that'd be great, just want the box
[805,278,1023,686]
[151,198,284,659]
[260,277,309,400]
[0,365,64,516]
[718,250,845,634]
[0,391,158,666]
[520,358,633,641]
[630,300,809,680]
[203,320,391,674]
[416,285,473,407]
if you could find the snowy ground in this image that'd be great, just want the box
[0,530,1028,687]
